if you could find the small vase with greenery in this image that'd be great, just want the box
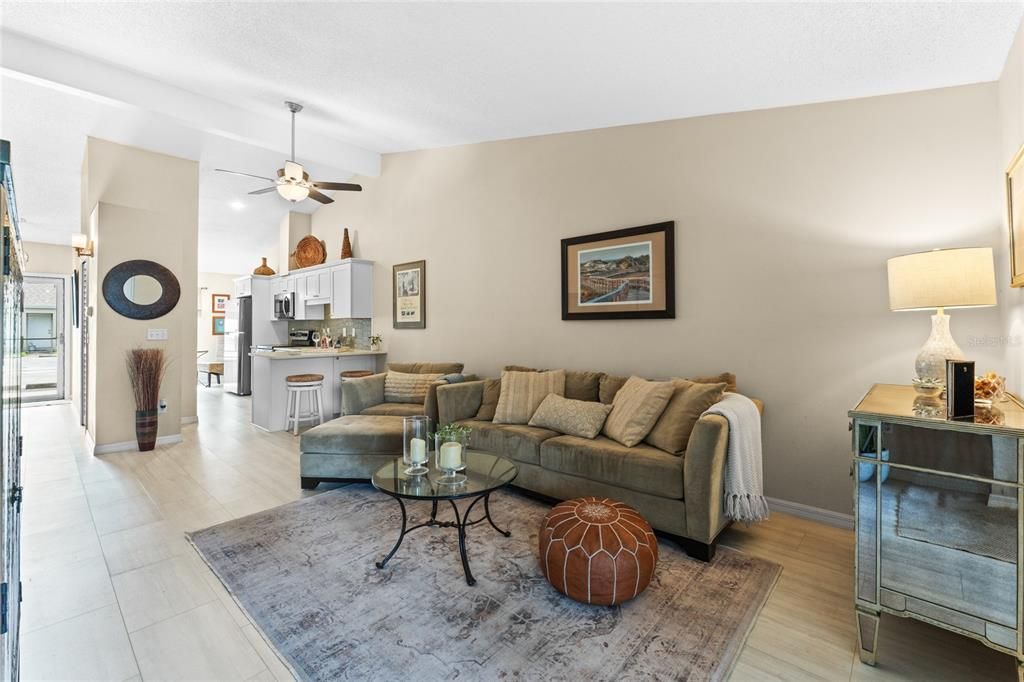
[432,423,472,479]
[125,347,169,451]
[369,334,383,351]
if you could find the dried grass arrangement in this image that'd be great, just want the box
[126,347,169,451]
[125,347,169,411]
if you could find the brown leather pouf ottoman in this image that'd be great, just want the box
[539,497,658,605]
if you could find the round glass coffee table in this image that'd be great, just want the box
[371,451,518,586]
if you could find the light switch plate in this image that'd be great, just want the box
[147,328,168,340]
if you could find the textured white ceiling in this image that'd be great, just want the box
[1,1,1022,270]
[4,2,1021,153]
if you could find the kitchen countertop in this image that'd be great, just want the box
[250,348,387,360]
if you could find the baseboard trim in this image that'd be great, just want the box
[766,496,854,530]
[181,416,199,425]
[94,433,184,455]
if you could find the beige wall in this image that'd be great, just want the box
[278,212,311,274]
[999,17,1024,394]
[198,272,241,360]
[312,84,1005,514]
[23,241,73,275]
[82,138,199,447]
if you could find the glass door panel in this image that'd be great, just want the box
[21,276,63,402]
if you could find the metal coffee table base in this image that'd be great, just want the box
[375,492,510,586]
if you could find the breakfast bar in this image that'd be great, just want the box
[250,349,387,432]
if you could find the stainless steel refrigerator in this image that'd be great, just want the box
[223,296,252,395]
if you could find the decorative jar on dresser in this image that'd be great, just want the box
[850,384,1024,679]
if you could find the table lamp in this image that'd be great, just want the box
[887,247,996,384]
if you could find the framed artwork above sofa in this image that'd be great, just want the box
[561,221,675,320]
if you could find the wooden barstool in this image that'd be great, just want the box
[285,373,325,435]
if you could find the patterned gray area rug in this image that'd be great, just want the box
[188,485,781,681]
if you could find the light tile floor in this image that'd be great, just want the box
[19,388,1020,680]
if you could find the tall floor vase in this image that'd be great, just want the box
[135,409,158,451]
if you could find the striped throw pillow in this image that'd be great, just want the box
[384,371,443,404]
[493,370,566,425]
[602,376,675,447]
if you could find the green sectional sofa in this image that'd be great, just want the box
[299,366,761,562]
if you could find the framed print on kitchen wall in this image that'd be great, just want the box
[393,260,426,329]
[561,221,675,320]
[1007,143,1024,287]
[212,316,225,335]
[211,293,230,314]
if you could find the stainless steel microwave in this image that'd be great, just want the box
[274,292,295,319]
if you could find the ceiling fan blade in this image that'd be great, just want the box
[216,169,276,182]
[307,188,334,204]
[312,181,362,192]
[248,186,278,195]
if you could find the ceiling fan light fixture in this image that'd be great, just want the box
[277,182,310,203]
[283,160,304,182]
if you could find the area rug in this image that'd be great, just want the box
[188,485,781,681]
[896,483,1016,563]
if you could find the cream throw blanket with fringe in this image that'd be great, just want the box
[703,392,769,523]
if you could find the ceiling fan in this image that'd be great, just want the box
[216,101,361,205]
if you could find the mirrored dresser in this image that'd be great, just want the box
[850,384,1024,678]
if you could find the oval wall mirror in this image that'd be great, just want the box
[102,260,180,320]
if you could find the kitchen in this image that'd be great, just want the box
[223,256,385,432]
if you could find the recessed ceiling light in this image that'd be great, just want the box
[230,201,246,211]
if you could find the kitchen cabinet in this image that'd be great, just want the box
[330,260,373,319]
[233,276,252,298]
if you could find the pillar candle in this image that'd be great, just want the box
[409,437,427,464]
[439,442,462,469]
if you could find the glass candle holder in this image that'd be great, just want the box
[435,432,468,485]
[403,415,431,476]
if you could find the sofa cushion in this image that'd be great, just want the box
[388,362,464,375]
[645,380,727,455]
[300,415,404,455]
[602,377,674,447]
[475,378,502,421]
[384,371,443,404]
[528,394,612,439]
[361,403,426,417]
[599,375,629,404]
[493,370,566,425]
[455,419,558,466]
[688,372,737,393]
[504,366,604,402]
[540,435,684,500]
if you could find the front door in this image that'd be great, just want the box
[21,276,64,403]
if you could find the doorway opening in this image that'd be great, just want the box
[22,275,65,402]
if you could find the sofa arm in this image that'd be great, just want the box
[423,382,446,424]
[683,414,730,543]
[436,381,485,425]
[341,373,385,415]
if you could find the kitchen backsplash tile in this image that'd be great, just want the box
[289,318,373,348]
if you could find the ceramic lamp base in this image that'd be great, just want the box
[915,310,964,383]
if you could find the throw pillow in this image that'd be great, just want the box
[384,371,443,404]
[528,394,612,439]
[602,376,675,447]
[504,366,603,402]
[440,373,466,384]
[493,370,566,425]
[688,372,737,393]
[599,375,629,404]
[475,379,502,421]
[645,380,727,455]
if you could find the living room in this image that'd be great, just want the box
[4,2,1024,680]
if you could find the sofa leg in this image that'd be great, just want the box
[681,538,717,562]
[300,477,320,490]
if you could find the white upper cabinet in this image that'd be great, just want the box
[330,261,373,319]
[233,276,252,298]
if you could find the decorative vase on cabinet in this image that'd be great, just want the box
[850,384,1024,680]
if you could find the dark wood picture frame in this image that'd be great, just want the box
[211,316,225,335]
[393,260,426,329]
[211,293,230,314]
[561,221,675,320]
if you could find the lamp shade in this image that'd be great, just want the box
[70,233,88,249]
[887,247,997,312]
